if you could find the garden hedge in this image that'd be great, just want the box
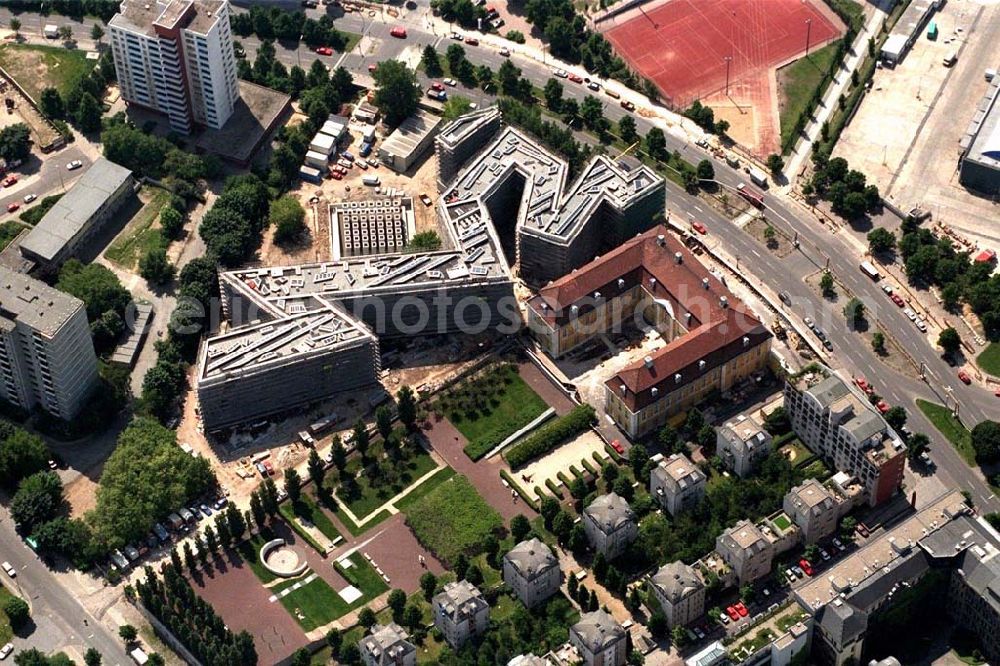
[504,405,597,468]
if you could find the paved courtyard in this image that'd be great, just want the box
[511,431,610,495]
[190,551,308,664]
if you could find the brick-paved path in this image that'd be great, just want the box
[518,360,577,416]
[421,416,533,520]
[190,551,308,664]
[332,514,447,591]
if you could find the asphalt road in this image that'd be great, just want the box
[0,147,93,223]
[0,504,126,665]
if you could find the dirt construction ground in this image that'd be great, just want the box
[835,0,1000,249]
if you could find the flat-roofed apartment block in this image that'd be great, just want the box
[435,107,503,190]
[527,228,772,439]
[19,158,135,270]
[792,490,996,665]
[435,117,664,286]
[717,411,772,478]
[503,538,561,608]
[432,580,490,648]
[582,492,637,559]
[783,478,846,544]
[716,519,774,585]
[650,452,706,516]
[109,0,240,134]
[197,299,380,430]
[569,610,628,666]
[379,109,443,173]
[648,561,705,628]
[332,198,415,258]
[784,369,905,507]
[0,267,98,420]
[359,623,416,666]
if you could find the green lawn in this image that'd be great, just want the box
[405,475,503,567]
[338,447,439,520]
[977,342,1000,377]
[917,399,975,465]
[0,221,28,252]
[772,514,792,531]
[0,44,94,101]
[334,553,388,598]
[394,466,456,512]
[276,576,348,632]
[776,41,841,152]
[443,370,548,461]
[280,492,341,543]
[104,188,171,269]
[0,585,15,644]
[234,533,279,584]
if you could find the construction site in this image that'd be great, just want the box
[194,106,668,433]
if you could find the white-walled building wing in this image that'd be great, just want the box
[960,78,1000,194]
[109,0,240,133]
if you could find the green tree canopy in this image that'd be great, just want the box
[91,417,215,548]
[57,259,132,323]
[372,61,421,128]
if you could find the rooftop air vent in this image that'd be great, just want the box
[657,234,666,246]
[720,296,729,308]
[570,305,579,314]
[702,278,710,290]
[675,252,683,264]
[674,373,682,384]
[743,336,750,347]
[618,278,626,289]
[594,291,601,299]
[699,360,706,371]
[644,356,654,369]
[651,387,659,397]
[649,277,657,288]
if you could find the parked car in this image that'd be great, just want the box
[314,46,333,56]
[726,606,740,621]
[833,537,845,551]
[200,503,213,516]
[443,78,457,86]
[419,193,433,206]
[499,46,510,57]
[620,99,635,111]
[22,193,36,203]
[66,160,83,170]
[213,497,228,510]
[792,565,804,578]
[450,32,464,41]
[431,81,445,91]
[691,221,707,235]
[0,643,13,660]
[552,68,568,78]
[891,293,905,307]
[610,439,625,454]
[719,612,730,624]
[881,283,893,295]
[6,202,18,213]
[188,506,202,520]
[256,461,268,476]
[798,559,814,576]
[958,370,972,385]
[153,523,169,543]
[605,88,620,99]
[819,548,830,561]
[465,37,479,46]
[1,562,15,578]
[734,602,748,617]
[856,523,871,538]
[568,73,583,83]
[586,81,600,91]
[263,460,275,475]
[876,400,890,414]
[2,175,17,187]
[390,26,407,38]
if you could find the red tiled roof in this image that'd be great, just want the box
[525,226,770,412]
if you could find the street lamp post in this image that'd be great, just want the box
[805,18,812,56]
[724,56,732,95]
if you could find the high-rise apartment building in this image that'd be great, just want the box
[0,268,98,420]
[109,0,240,134]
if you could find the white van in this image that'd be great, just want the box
[362,175,380,187]
[943,52,957,67]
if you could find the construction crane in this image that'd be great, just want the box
[615,141,640,160]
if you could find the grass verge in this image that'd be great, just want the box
[334,552,388,598]
[777,41,840,152]
[281,492,341,543]
[917,399,974,465]
[0,585,14,644]
[104,188,171,269]
[977,342,1000,377]
[276,576,345,632]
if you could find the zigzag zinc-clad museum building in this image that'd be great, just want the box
[196,108,767,434]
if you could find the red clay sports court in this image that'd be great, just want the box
[602,0,843,108]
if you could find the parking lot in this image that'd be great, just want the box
[836,0,1000,249]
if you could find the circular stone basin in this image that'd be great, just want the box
[259,539,309,578]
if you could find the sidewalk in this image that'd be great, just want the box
[782,8,888,184]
